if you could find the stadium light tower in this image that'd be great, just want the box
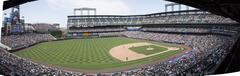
[74,8,97,15]
[165,3,191,12]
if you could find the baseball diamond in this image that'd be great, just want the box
[14,37,187,72]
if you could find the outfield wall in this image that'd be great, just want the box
[67,32,95,38]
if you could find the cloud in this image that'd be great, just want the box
[45,0,131,15]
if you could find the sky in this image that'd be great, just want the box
[3,0,190,28]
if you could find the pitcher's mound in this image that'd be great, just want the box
[146,48,154,50]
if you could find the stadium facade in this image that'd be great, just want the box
[67,9,237,38]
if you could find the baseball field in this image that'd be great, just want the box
[14,37,187,72]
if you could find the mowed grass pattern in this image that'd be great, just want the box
[129,45,168,55]
[14,37,184,71]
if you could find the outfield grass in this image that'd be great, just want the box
[14,37,185,71]
[129,45,168,55]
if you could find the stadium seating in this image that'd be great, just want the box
[0,12,240,76]
[68,14,238,27]
[1,33,55,50]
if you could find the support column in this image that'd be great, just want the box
[81,10,83,15]
[186,6,189,14]
[179,4,181,11]
[172,5,174,15]
[87,10,90,15]
[186,6,189,10]
[165,5,168,12]
[94,10,97,15]
[179,4,181,15]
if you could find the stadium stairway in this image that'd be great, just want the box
[0,43,11,50]
[50,34,57,40]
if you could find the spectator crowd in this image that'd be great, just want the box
[68,13,238,27]
[142,27,211,33]
[0,12,240,75]
[1,33,56,50]
[143,14,237,24]
[0,29,239,76]
[119,31,238,75]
